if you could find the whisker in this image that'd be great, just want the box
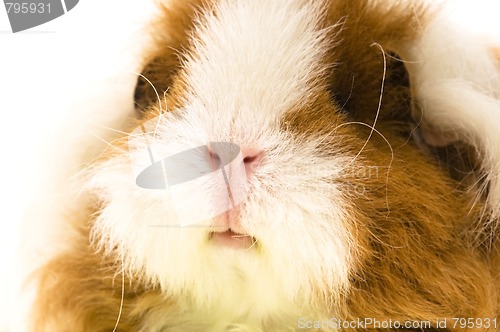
[86,122,133,136]
[163,87,170,105]
[411,3,424,33]
[246,238,260,251]
[321,43,389,168]
[83,127,128,154]
[134,72,164,111]
[346,42,386,164]
[153,112,165,143]
[384,52,420,64]
[111,246,125,332]
[133,100,149,114]
[340,74,355,111]
[398,104,425,148]
[339,121,395,213]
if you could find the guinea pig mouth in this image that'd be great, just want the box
[209,229,257,249]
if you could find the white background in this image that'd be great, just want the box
[0,0,155,329]
[0,0,499,329]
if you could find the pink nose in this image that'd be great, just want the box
[207,145,264,177]
[240,147,264,176]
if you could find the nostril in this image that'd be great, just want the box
[206,144,264,176]
[243,155,258,164]
[207,147,222,170]
[241,148,264,176]
[209,150,220,161]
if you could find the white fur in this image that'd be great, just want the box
[89,0,353,330]
[14,1,500,331]
[402,14,500,220]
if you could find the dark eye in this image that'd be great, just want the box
[133,55,181,117]
[331,50,415,137]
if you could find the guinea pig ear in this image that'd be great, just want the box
[401,15,500,221]
[133,0,205,115]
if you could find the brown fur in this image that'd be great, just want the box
[31,0,500,331]
[30,207,170,331]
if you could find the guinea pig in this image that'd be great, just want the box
[26,0,500,331]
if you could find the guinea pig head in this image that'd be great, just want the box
[87,0,498,322]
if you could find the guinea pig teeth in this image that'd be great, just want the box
[210,230,256,249]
